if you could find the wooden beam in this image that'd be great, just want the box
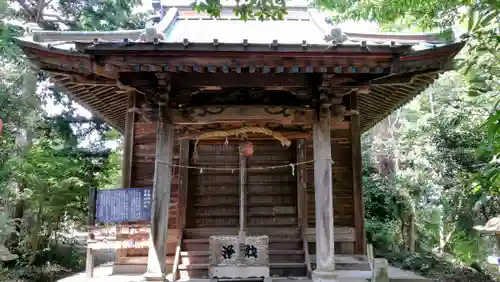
[172,107,316,125]
[48,71,116,86]
[312,106,336,277]
[171,73,315,88]
[350,93,365,255]
[144,104,174,281]
[369,70,438,86]
[122,92,136,189]
[176,140,190,230]
[93,63,120,79]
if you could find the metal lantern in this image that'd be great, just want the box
[240,141,254,157]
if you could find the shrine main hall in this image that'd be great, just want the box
[16,1,464,281]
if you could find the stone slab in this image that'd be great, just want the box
[209,235,269,266]
[209,265,270,278]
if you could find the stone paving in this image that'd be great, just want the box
[57,264,430,282]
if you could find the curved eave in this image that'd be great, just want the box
[359,72,439,131]
[16,38,465,134]
[51,74,127,132]
[359,41,465,132]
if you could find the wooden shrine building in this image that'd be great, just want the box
[15,1,464,281]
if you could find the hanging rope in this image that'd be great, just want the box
[157,159,336,172]
[193,126,292,159]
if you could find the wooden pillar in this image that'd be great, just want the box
[238,143,248,242]
[176,140,190,230]
[312,106,337,281]
[86,187,97,278]
[350,93,366,254]
[144,103,174,281]
[122,92,136,188]
[296,139,307,229]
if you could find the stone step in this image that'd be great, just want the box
[183,237,303,251]
[183,227,301,239]
[310,255,371,271]
[334,270,431,282]
[172,250,305,264]
[178,262,307,280]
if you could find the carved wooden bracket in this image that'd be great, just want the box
[173,106,314,125]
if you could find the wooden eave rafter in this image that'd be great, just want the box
[51,74,127,131]
[358,72,440,131]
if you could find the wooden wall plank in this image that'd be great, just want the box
[306,141,354,228]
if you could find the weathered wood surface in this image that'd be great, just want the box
[312,106,335,273]
[186,141,240,228]
[121,92,136,189]
[239,142,248,237]
[145,105,174,280]
[305,227,356,242]
[296,139,307,230]
[186,140,298,229]
[246,141,297,228]
[351,92,366,255]
[173,106,317,125]
[176,140,190,230]
[306,134,354,227]
[132,122,179,229]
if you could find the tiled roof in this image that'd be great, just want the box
[164,18,326,45]
[18,7,457,53]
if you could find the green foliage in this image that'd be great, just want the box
[75,0,150,31]
[0,0,145,280]
[362,68,499,280]
[5,0,149,31]
[192,0,287,21]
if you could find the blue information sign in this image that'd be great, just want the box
[95,188,152,223]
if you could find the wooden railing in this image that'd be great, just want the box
[301,228,312,278]
[171,230,183,282]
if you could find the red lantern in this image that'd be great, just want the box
[0,119,3,136]
[240,141,254,157]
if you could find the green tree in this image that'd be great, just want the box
[0,0,146,276]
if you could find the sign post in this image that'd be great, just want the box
[85,187,153,277]
[86,188,97,278]
[95,188,152,223]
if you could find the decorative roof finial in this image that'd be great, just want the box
[324,27,348,45]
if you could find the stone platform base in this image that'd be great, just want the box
[311,270,338,282]
[56,265,431,282]
[209,265,270,279]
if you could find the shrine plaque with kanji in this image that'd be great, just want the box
[95,188,152,223]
